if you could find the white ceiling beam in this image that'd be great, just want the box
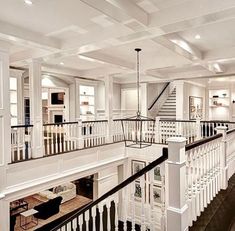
[0,21,61,51]
[107,0,149,26]
[149,0,235,28]
[80,0,130,23]
[145,69,168,79]
[80,52,135,69]
[152,35,202,62]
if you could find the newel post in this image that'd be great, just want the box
[166,137,188,231]
[155,116,161,143]
[76,118,84,149]
[195,118,201,140]
[216,126,228,189]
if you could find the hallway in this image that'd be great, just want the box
[190,174,235,231]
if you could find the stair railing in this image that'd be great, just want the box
[148,82,170,111]
[51,148,168,231]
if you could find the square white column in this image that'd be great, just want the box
[29,60,43,158]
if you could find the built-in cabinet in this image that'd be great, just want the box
[209,88,231,121]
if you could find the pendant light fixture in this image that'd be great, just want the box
[120,48,155,148]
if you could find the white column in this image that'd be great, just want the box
[105,75,113,143]
[0,45,11,231]
[155,116,161,143]
[69,81,76,121]
[216,126,228,189]
[29,60,43,158]
[140,83,147,116]
[175,80,185,120]
[166,137,189,231]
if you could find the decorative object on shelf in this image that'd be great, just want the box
[223,93,227,97]
[212,95,219,98]
[233,100,235,104]
[189,96,203,120]
[120,48,155,148]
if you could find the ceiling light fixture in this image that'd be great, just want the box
[24,0,33,5]
[120,48,155,149]
[60,62,64,65]
[195,34,201,40]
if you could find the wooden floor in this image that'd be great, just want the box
[190,174,235,231]
[14,194,92,231]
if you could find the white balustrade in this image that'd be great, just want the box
[113,120,124,142]
[11,125,33,163]
[185,134,222,227]
[156,119,198,144]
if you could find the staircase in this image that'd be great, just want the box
[157,88,176,120]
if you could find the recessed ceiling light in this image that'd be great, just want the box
[195,34,201,40]
[24,0,33,5]
[60,62,64,65]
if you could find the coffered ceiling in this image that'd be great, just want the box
[1,0,235,83]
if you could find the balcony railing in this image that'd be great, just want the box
[11,124,33,163]
[10,119,235,163]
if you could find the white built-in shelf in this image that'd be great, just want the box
[80,94,94,97]
[210,105,229,108]
[210,97,229,99]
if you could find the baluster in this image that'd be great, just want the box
[51,125,54,154]
[78,214,83,231]
[191,149,197,221]
[28,127,32,159]
[59,124,62,152]
[55,124,58,153]
[149,168,154,231]
[85,210,89,231]
[91,207,96,231]
[130,181,136,231]
[22,127,26,160]
[140,176,145,231]
[122,187,128,231]
[114,196,119,231]
[106,199,111,231]
[99,204,104,231]
[17,127,20,161]
[72,217,78,231]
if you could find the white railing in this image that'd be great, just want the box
[225,128,235,179]
[81,120,108,148]
[165,127,235,231]
[112,119,124,142]
[155,119,199,144]
[200,120,235,138]
[11,125,33,163]
[185,134,222,226]
[96,109,136,120]
[43,122,79,156]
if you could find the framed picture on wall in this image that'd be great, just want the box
[134,181,143,201]
[189,96,203,120]
[132,160,146,180]
[149,185,162,206]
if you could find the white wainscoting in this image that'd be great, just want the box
[4,142,126,201]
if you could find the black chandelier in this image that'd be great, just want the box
[120,48,155,148]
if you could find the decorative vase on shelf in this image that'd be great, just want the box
[222,93,227,97]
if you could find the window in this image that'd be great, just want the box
[10,77,18,125]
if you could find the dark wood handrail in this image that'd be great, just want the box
[185,133,222,151]
[82,120,108,123]
[200,120,235,124]
[43,121,78,126]
[51,148,168,231]
[160,119,196,123]
[11,124,33,128]
[227,128,235,135]
[148,82,170,111]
